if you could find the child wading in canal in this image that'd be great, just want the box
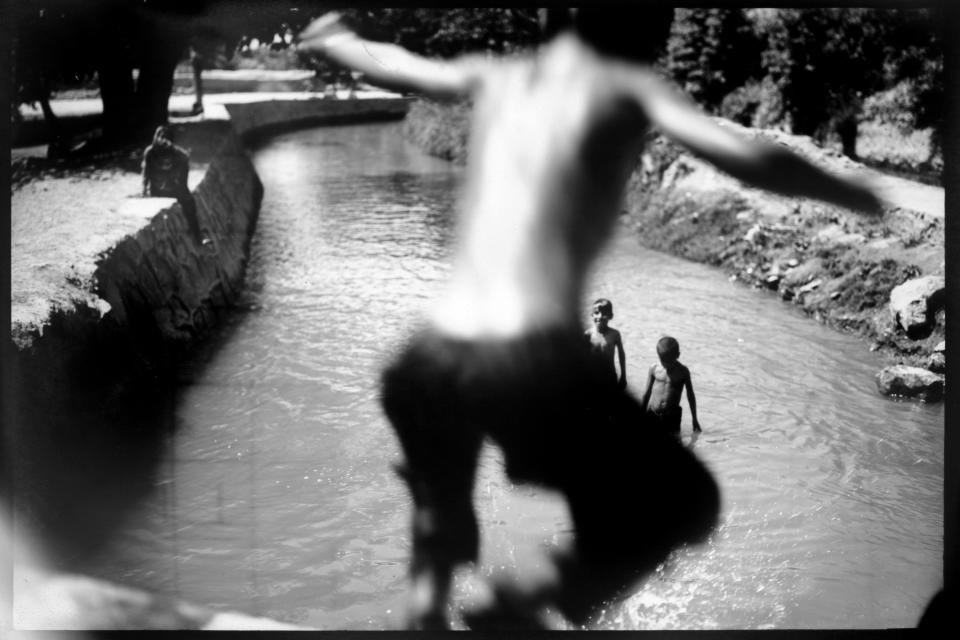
[584,298,627,390]
[640,336,702,438]
[297,7,882,630]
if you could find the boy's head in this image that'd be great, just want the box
[538,8,573,41]
[554,6,674,63]
[152,125,173,146]
[656,336,680,363]
[591,298,613,326]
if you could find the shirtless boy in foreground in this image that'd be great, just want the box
[641,336,701,437]
[298,8,882,629]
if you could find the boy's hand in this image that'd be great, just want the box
[297,12,354,53]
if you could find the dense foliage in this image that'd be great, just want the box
[11,4,944,164]
[664,8,943,162]
[11,0,206,149]
[663,9,762,111]
[340,8,540,57]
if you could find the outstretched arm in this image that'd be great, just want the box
[631,69,883,215]
[141,148,151,196]
[616,334,627,390]
[297,12,484,101]
[684,370,701,433]
[639,366,654,413]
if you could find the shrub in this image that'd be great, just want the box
[719,77,786,129]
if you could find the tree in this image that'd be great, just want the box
[11,5,549,153]
[11,0,205,151]
[870,8,944,159]
[752,8,903,158]
[664,9,761,112]
[340,8,540,58]
[11,0,99,152]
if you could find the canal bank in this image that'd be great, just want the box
[52,120,946,631]
[6,93,409,631]
[401,99,946,400]
[6,94,943,632]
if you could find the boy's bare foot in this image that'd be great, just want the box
[461,580,552,630]
[406,568,453,630]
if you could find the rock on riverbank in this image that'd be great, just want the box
[625,122,944,397]
[402,100,945,401]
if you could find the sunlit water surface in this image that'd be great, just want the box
[88,122,942,629]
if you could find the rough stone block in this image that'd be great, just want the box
[889,275,945,338]
[876,364,944,401]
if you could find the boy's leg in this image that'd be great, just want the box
[392,460,481,629]
[381,339,484,629]
[177,193,206,246]
[669,406,683,434]
[471,387,719,628]
[556,396,719,624]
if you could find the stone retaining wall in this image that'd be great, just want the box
[7,96,410,631]
[9,129,263,410]
[10,97,412,400]
[226,97,410,141]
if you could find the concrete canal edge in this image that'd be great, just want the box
[6,97,410,631]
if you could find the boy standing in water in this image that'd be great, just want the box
[297,7,881,630]
[585,299,626,390]
[640,336,701,437]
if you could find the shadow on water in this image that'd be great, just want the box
[12,121,941,630]
[6,301,257,572]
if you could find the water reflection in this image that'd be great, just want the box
[60,122,941,630]
[9,364,178,570]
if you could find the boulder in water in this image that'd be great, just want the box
[744,223,767,247]
[875,364,944,401]
[927,351,946,374]
[889,275,945,339]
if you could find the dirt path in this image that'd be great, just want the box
[626,126,945,372]
[860,168,943,218]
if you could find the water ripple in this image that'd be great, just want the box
[91,122,942,630]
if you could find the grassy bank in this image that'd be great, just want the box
[402,99,944,370]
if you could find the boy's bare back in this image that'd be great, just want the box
[434,35,653,337]
[300,12,881,342]
[297,9,880,628]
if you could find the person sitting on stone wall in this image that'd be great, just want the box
[141,125,208,246]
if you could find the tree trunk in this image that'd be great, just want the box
[96,56,137,143]
[135,50,183,136]
[38,90,68,158]
[134,17,188,138]
[837,114,858,160]
[89,4,137,145]
[90,5,187,146]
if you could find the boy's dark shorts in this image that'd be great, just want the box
[647,405,682,435]
[380,327,719,568]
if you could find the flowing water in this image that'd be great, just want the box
[86,122,943,629]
